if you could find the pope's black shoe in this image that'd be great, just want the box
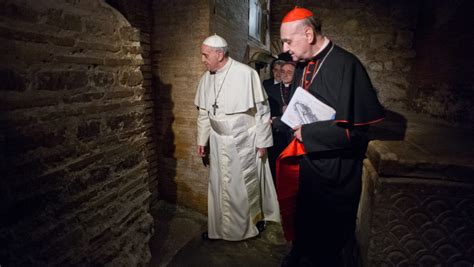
[201,231,209,240]
[256,220,266,233]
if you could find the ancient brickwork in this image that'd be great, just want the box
[106,0,160,211]
[0,0,153,265]
[152,0,253,214]
[212,0,250,61]
[152,0,210,214]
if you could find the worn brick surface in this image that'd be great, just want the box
[0,0,153,266]
[152,0,266,214]
[152,0,210,214]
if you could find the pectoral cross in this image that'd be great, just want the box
[212,101,218,115]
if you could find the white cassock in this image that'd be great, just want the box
[195,58,280,241]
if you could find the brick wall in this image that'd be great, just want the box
[270,0,419,110]
[152,0,210,214]
[106,0,160,211]
[212,0,250,61]
[0,1,153,265]
[152,0,263,213]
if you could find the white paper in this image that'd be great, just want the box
[281,86,336,128]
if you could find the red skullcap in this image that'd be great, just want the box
[282,7,313,23]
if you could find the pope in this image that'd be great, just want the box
[194,34,281,241]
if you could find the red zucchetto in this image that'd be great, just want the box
[282,7,313,23]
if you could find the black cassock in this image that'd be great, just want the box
[289,42,385,265]
[264,82,292,180]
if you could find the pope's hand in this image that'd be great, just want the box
[257,147,266,158]
[197,145,206,157]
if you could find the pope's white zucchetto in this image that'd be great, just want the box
[203,34,228,48]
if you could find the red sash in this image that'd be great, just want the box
[275,138,306,241]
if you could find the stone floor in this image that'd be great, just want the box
[148,201,289,267]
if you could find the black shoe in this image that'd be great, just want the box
[201,231,209,240]
[256,221,266,233]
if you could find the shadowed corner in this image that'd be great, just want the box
[148,75,178,267]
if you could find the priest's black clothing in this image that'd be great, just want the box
[264,82,292,180]
[288,42,384,266]
[262,78,277,93]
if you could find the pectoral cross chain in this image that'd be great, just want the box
[212,101,218,115]
[212,60,233,116]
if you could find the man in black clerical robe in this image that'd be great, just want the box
[263,59,285,90]
[264,62,295,180]
[279,7,385,266]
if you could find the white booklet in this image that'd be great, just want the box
[281,86,336,128]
